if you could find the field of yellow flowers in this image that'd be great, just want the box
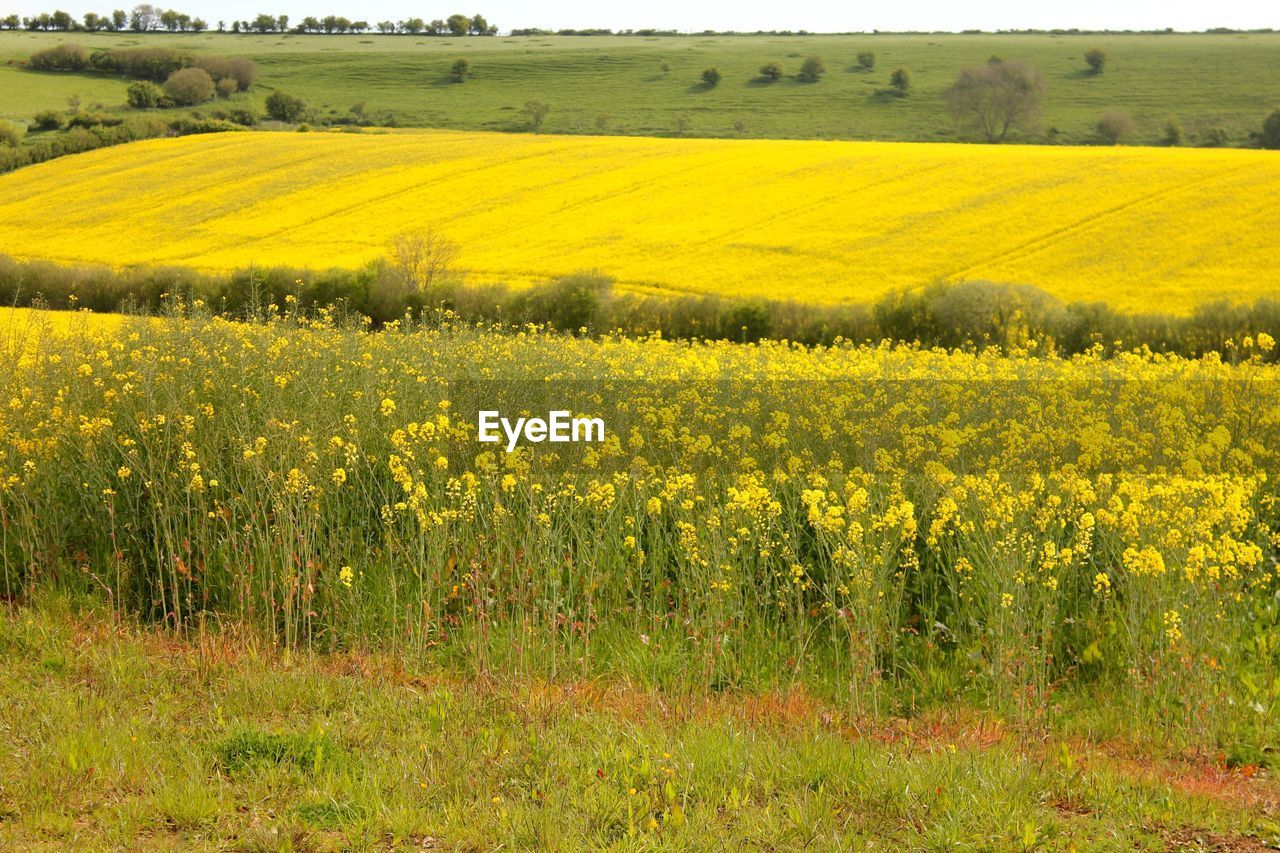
[0,131,1277,312]
[2,304,1278,738]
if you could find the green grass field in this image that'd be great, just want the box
[3,597,1278,849]
[3,31,1279,144]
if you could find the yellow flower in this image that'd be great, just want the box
[339,566,354,588]
[332,468,347,486]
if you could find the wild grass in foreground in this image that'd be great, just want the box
[2,305,1279,754]
[2,597,1279,849]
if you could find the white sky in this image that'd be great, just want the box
[5,0,1276,32]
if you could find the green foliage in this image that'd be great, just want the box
[1084,48,1107,73]
[215,77,238,98]
[27,42,87,70]
[856,50,875,70]
[701,66,721,86]
[758,61,783,81]
[1261,108,1280,150]
[797,55,826,82]
[1164,116,1183,146]
[265,90,306,122]
[450,56,470,81]
[214,728,339,774]
[126,80,164,109]
[0,121,20,147]
[162,67,215,106]
[889,67,912,95]
[31,108,61,130]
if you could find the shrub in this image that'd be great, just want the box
[798,55,826,82]
[67,112,124,129]
[163,68,215,106]
[216,78,238,99]
[91,46,186,82]
[450,58,470,81]
[1096,110,1135,144]
[758,61,783,81]
[28,43,88,71]
[0,122,21,148]
[126,80,164,109]
[1201,126,1229,147]
[1084,48,1106,74]
[32,109,62,131]
[1164,117,1183,146]
[1261,109,1280,150]
[857,51,875,70]
[265,91,306,122]
[192,55,258,92]
[511,273,613,333]
[522,100,550,131]
[701,67,721,86]
[227,107,258,127]
[889,67,912,96]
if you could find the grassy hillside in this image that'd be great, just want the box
[1,130,1276,310]
[2,31,1279,145]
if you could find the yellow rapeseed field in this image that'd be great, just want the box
[0,131,1276,311]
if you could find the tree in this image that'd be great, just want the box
[759,61,783,81]
[701,67,721,86]
[216,77,238,98]
[0,122,21,147]
[945,59,1044,142]
[856,51,875,70]
[389,229,460,292]
[522,99,550,131]
[450,57,470,81]
[798,55,826,82]
[163,68,215,105]
[1096,109,1134,144]
[889,67,912,96]
[470,13,491,34]
[1,13,19,29]
[446,14,470,36]
[1261,109,1280,150]
[265,90,306,121]
[402,17,424,33]
[126,79,164,108]
[130,3,158,31]
[1084,49,1106,74]
[251,13,275,33]
[1164,116,1183,146]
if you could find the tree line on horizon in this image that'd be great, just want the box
[0,5,497,34]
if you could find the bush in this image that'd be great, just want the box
[510,273,613,333]
[0,122,21,148]
[91,47,186,82]
[265,91,306,122]
[450,58,470,81]
[1164,117,1183,146]
[28,43,88,71]
[798,56,826,82]
[32,109,62,131]
[227,107,258,127]
[126,80,164,109]
[701,67,721,86]
[163,68,215,106]
[1084,48,1106,74]
[1096,110,1135,144]
[856,51,875,70]
[67,112,124,129]
[192,55,258,92]
[889,67,912,96]
[759,61,783,81]
[216,78,238,99]
[1261,109,1280,150]
[1201,126,1229,147]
